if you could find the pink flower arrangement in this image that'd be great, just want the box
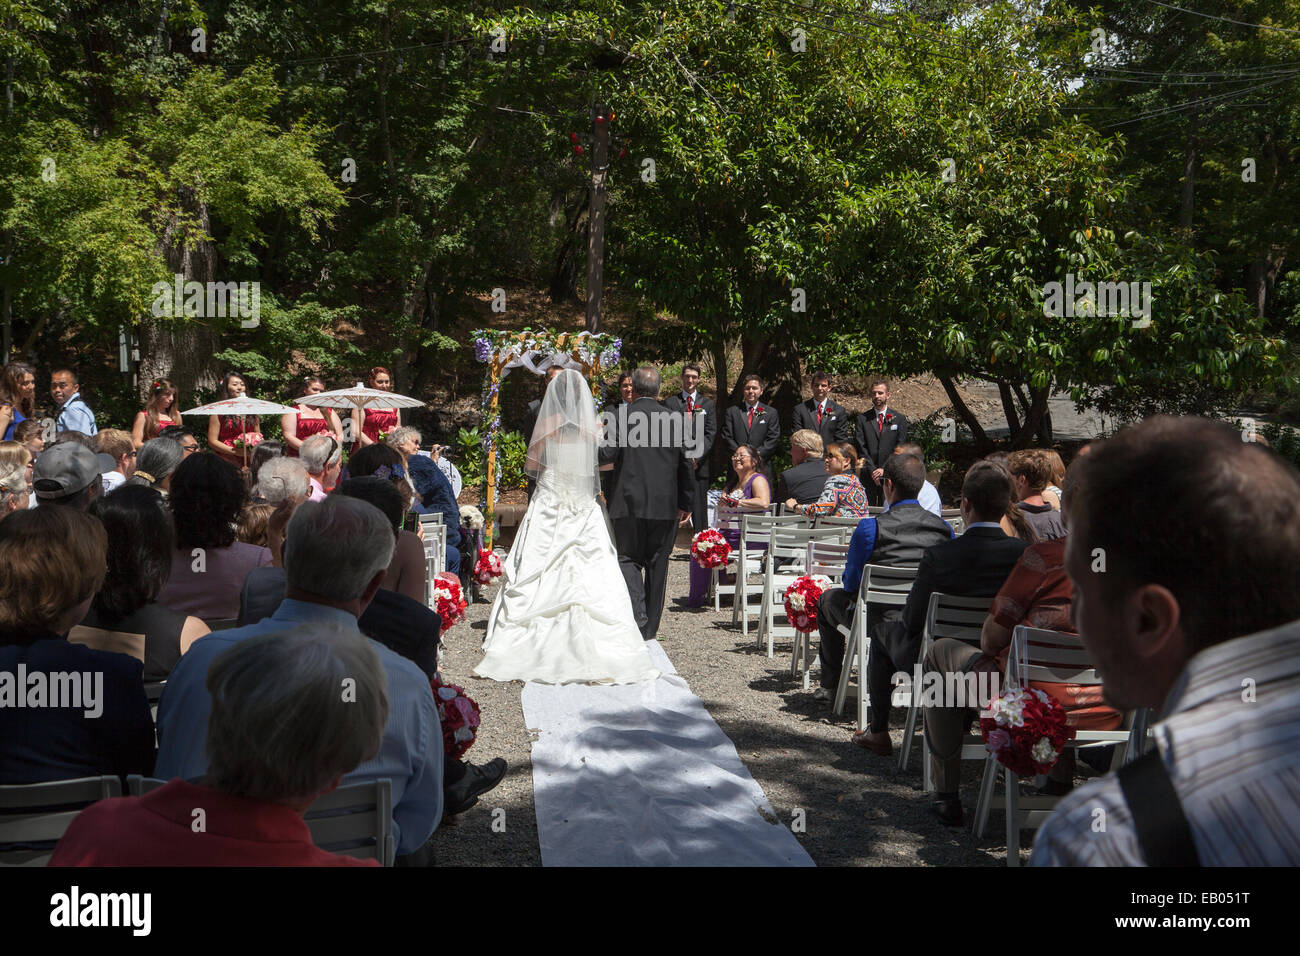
[474,548,504,584]
[431,572,467,631]
[783,575,833,632]
[691,528,731,569]
[231,432,263,450]
[980,686,1076,776]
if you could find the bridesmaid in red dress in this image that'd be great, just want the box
[131,378,179,449]
[208,372,261,470]
[282,376,343,457]
[350,366,400,453]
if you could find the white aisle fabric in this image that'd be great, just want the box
[522,642,815,867]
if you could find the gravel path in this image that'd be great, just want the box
[432,551,1030,866]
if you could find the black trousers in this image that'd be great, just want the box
[611,516,678,640]
[816,590,896,729]
[688,469,710,533]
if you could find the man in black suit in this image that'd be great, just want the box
[792,371,851,449]
[851,462,1029,815]
[524,365,564,500]
[777,430,829,507]
[853,378,909,505]
[600,367,693,641]
[722,373,780,468]
[663,363,716,532]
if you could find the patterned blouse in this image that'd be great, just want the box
[796,473,868,517]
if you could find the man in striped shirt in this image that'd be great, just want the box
[1031,416,1300,866]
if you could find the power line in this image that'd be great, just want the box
[1102,71,1295,128]
[1137,0,1300,36]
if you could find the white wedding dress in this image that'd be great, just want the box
[475,370,659,686]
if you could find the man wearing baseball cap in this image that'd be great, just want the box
[32,441,104,510]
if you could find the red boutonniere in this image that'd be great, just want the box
[885,413,895,423]
[755,405,765,414]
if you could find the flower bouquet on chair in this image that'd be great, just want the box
[431,572,468,631]
[980,686,1076,776]
[783,575,833,632]
[474,548,503,585]
[690,528,731,569]
[430,674,480,759]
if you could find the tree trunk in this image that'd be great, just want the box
[998,380,1021,434]
[1009,385,1050,449]
[938,374,991,451]
[709,330,729,482]
[549,190,588,304]
[1179,111,1197,232]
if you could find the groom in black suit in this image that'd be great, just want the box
[600,367,693,641]
[853,377,908,506]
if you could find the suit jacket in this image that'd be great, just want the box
[663,391,717,481]
[873,525,1029,672]
[723,402,780,464]
[524,398,542,444]
[792,398,851,449]
[599,396,693,520]
[777,458,830,505]
[854,408,909,472]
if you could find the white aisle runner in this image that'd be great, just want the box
[521,642,815,867]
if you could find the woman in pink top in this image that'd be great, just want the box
[282,375,343,457]
[208,372,263,471]
[131,378,179,449]
[350,366,401,452]
[157,453,272,622]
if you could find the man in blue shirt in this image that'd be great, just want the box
[155,495,444,861]
[813,454,953,710]
[50,368,98,436]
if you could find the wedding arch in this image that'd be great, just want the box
[471,328,622,547]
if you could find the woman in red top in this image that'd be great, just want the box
[281,376,343,457]
[208,372,261,470]
[131,378,179,449]
[351,366,400,452]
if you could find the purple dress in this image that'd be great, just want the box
[687,474,765,606]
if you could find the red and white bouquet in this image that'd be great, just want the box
[980,686,1076,776]
[783,575,833,632]
[430,674,480,760]
[691,528,731,569]
[474,548,504,584]
[431,572,468,631]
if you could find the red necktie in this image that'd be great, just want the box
[877,413,884,434]
[687,394,695,413]
[816,404,823,426]
[747,406,755,428]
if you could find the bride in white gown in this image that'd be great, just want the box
[474,368,660,685]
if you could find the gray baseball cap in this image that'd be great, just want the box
[32,442,102,499]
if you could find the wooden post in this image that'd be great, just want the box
[484,360,502,549]
[585,104,610,333]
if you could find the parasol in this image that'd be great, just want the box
[181,397,298,470]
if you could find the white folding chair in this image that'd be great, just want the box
[756,525,848,658]
[733,512,800,636]
[790,539,850,688]
[709,512,744,611]
[422,522,447,610]
[894,592,992,788]
[972,626,1136,864]
[832,564,919,732]
[941,508,964,536]
[811,513,868,532]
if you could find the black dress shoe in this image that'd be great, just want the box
[445,757,508,814]
[931,794,964,826]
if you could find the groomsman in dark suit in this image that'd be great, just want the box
[600,367,693,641]
[792,371,851,450]
[722,374,780,469]
[853,378,908,505]
[663,363,716,532]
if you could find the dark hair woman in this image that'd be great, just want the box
[208,371,262,471]
[156,453,272,621]
[247,439,284,498]
[350,366,400,452]
[282,375,343,458]
[81,486,210,680]
[0,361,37,442]
[131,378,179,449]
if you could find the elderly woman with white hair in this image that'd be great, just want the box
[299,433,342,501]
[124,436,185,497]
[51,623,390,866]
[255,456,312,506]
[388,425,463,499]
[0,461,28,518]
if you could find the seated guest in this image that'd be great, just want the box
[157,425,200,459]
[787,442,868,518]
[300,433,342,501]
[984,452,1036,542]
[0,440,32,509]
[50,429,95,450]
[51,625,388,866]
[853,462,1027,771]
[15,418,45,458]
[813,454,952,703]
[353,474,426,605]
[155,496,445,861]
[31,440,103,510]
[236,502,275,547]
[94,427,137,493]
[0,461,28,517]
[0,508,154,784]
[1038,449,1067,511]
[246,439,284,500]
[254,456,310,506]
[124,436,184,497]
[348,444,459,581]
[406,453,462,574]
[1007,449,1065,540]
[893,443,942,516]
[157,454,272,620]
[777,429,830,507]
[686,443,771,606]
[78,486,211,681]
[1033,417,1300,866]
